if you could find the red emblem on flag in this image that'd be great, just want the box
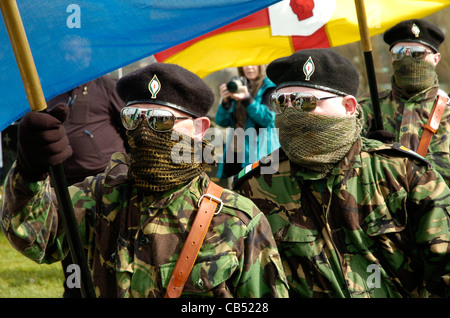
[289,0,315,21]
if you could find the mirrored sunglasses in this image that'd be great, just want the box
[120,107,191,132]
[390,45,432,61]
[269,92,340,114]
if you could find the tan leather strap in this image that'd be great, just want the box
[416,95,448,157]
[164,181,224,298]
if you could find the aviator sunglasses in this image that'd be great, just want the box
[269,92,340,114]
[121,107,191,132]
[390,45,432,61]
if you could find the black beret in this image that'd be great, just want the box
[384,19,445,53]
[267,48,359,96]
[116,63,214,118]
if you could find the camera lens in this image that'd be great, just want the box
[226,81,239,93]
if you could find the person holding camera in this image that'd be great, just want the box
[215,65,280,181]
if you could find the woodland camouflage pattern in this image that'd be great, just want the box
[234,137,450,298]
[0,152,288,298]
[359,85,450,186]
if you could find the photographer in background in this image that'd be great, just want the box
[215,65,280,182]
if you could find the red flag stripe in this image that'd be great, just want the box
[155,9,270,61]
[291,25,330,51]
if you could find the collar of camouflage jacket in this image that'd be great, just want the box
[101,152,211,209]
[137,172,209,209]
[288,139,363,180]
[289,137,394,181]
[391,77,439,102]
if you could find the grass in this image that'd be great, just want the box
[0,231,64,298]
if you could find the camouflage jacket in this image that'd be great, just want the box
[234,138,450,298]
[359,84,450,186]
[1,153,288,298]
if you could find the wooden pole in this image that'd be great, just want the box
[354,0,383,130]
[0,0,96,298]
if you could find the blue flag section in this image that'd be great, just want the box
[0,0,281,131]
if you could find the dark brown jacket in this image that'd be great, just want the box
[47,75,127,184]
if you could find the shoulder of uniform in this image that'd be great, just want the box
[363,139,430,165]
[390,143,430,165]
[379,89,391,99]
[215,187,262,226]
[103,152,130,187]
[232,147,287,188]
[358,89,391,103]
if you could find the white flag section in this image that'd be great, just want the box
[269,0,336,36]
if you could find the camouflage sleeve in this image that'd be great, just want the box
[0,162,93,264]
[362,144,450,297]
[382,144,450,298]
[234,208,289,298]
[407,165,450,297]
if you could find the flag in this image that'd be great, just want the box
[155,0,450,78]
[0,0,282,132]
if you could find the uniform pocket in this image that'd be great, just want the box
[428,132,449,157]
[363,190,407,236]
[272,223,321,261]
[160,251,238,295]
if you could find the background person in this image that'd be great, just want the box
[359,19,450,186]
[47,75,128,185]
[215,65,280,182]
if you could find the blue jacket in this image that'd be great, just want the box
[215,77,280,178]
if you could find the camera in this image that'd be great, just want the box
[226,76,247,93]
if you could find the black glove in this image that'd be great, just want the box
[16,103,73,182]
[366,130,397,144]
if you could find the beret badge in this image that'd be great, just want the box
[411,23,420,38]
[148,74,161,99]
[303,56,315,81]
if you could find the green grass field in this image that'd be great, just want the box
[0,232,64,298]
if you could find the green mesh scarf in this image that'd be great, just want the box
[393,56,438,96]
[275,104,364,173]
[127,123,211,193]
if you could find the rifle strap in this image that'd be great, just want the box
[164,181,224,298]
[416,95,448,157]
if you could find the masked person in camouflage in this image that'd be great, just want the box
[0,63,288,298]
[359,19,450,186]
[233,48,450,298]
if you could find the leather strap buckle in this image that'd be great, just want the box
[198,193,223,215]
[417,94,448,157]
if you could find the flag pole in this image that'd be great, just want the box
[354,0,383,130]
[0,0,96,298]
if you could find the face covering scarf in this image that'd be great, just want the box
[126,123,210,193]
[392,56,438,95]
[275,104,364,173]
